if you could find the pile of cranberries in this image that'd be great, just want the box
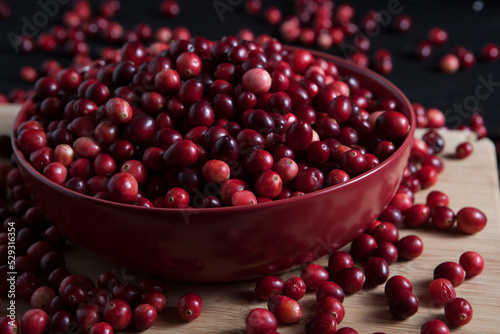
[14,35,412,209]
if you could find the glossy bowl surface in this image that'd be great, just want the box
[12,48,415,282]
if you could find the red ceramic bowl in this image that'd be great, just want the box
[12,48,415,282]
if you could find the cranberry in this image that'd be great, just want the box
[102,299,132,331]
[395,235,423,260]
[327,250,353,275]
[16,272,41,300]
[333,267,365,294]
[434,262,465,287]
[415,40,433,59]
[405,204,431,228]
[141,291,166,313]
[375,111,409,142]
[350,233,377,261]
[50,311,71,333]
[231,190,257,206]
[374,241,398,265]
[385,275,412,299]
[283,276,306,300]
[267,295,302,324]
[107,172,139,203]
[132,303,157,331]
[255,276,284,300]
[21,309,49,334]
[456,207,487,234]
[89,322,114,334]
[316,296,345,324]
[459,251,484,278]
[444,298,473,326]
[300,263,329,291]
[455,142,473,159]
[428,27,449,45]
[364,257,389,286]
[316,281,345,303]
[388,290,419,319]
[420,319,449,334]
[439,54,460,74]
[426,191,449,210]
[63,282,89,306]
[430,206,455,230]
[177,292,203,321]
[429,278,456,305]
[294,167,324,193]
[75,303,101,332]
[242,68,272,95]
[245,308,277,334]
[30,286,56,311]
[393,14,412,32]
[305,314,337,334]
[482,43,500,61]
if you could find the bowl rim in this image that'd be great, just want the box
[12,46,415,216]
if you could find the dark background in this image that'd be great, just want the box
[0,0,499,137]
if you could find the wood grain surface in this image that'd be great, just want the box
[2,104,500,333]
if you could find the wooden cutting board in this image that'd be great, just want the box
[3,104,500,334]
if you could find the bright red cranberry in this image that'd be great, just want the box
[316,281,345,303]
[430,206,455,230]
[245,308,277,334]
[267,295,302,324]
[107,172,139,203]
[456,207,487,234]
[434,262,465,287]
[300,263,329,291]
[316,296,345,324]
[255,276,284,300]
[333,267,365,294]
[335,327,359,334]
[369,221,399,244]
[283,276,306,300]
[429,278,456,305]
[305,313,337,334]
[43,162,68,185]
[164,187,190,208]
[105,98,133,124]
[388,290,419,319]
[103,299,132,331]
[202,159,230,184]
[455,142,473,159]
[444,298,473,326]
[132,304,157,331]
[459,251,484,278]
[405,204,431,228]
[374,241,398,265]
[176,52,202,78]
[21,309,49,334]
[177,292,202,321]
[421,319,449,334]
[294,167,324,193]
[328,251,353,275]
[426,191,449,210]
[375,111,410,142]
[395,235,423,260]
[272,157,298,184]
[350,233,377,261]
[231,190,257,206]
[385,275,412,300]
[89,322,114,334]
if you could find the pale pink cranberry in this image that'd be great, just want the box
[242,68,272,95]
